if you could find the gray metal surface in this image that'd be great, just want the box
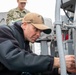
[0,12,7,25]
[72,2,76,67]
[55,0,67,75]
[40,41,48,55]
[61,0,75,12]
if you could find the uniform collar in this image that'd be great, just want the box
[15,7,27,13]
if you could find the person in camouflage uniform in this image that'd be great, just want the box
[6,0,30,25]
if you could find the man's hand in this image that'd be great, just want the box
[55,55,76,74]
[54,55,75,71]
[53,57,60,68]
[65,55,75,69]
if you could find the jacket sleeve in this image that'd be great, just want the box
[51,68,60,75]
[0,27,54,73]
[41,68,60,75]
[6,9,14,25]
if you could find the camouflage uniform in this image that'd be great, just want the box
[6,7,30,25]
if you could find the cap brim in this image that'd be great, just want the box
[32,24,52,34]
[19,1,27,2]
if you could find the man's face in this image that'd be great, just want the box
[18,1,26,10]
[21,23,42,43]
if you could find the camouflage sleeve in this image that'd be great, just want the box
[6,9,14,25]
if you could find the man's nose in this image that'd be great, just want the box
[36,31,41,37]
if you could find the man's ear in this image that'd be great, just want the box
[21,22,27,30]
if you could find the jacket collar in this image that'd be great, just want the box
[14,21,23,36]
[13,21,29,42]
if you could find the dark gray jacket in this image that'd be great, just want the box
[0,22,59,75]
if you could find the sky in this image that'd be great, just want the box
[0,0,65,23]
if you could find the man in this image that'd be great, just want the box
[0,12,76,75]
[6,0,29,25]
